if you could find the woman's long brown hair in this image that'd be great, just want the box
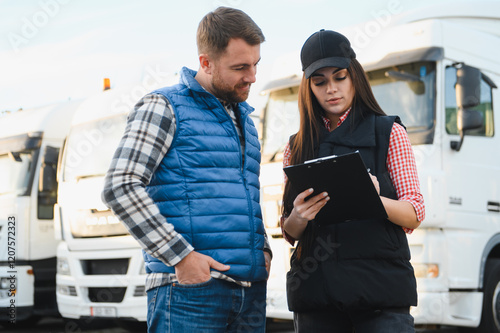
[282,58,386,259]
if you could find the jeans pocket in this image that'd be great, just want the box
[173,277,214,289]
[147,285,166,330]
[147,286,160,311]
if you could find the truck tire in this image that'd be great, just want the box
[459,259,500,333]
[476,258,500,332]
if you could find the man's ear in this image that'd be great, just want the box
[199,53,213,74]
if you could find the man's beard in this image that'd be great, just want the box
[210,71,250,103]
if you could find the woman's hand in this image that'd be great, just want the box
[292,188,329,221]
[370,174,420,230]
[369,173,380,195]
[283,188,329,240]
[264,251,272,279]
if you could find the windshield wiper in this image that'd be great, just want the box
[8,152,22,162]
[75,174,104,181]
[385,70,421,82]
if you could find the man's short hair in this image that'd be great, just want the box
[197,7,265,59]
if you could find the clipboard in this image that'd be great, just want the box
[283,151,387,224]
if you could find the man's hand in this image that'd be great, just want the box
[264,251,272,279]
[175,251,230,285]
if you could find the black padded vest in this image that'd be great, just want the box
[286,111,417,312]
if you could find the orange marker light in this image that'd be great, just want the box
[103,78,111,91]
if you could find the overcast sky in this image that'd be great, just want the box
[0,0,487,113]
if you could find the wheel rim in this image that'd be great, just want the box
[493,280,500,330]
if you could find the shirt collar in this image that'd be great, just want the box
[197,80,238,111]
[321,107,351,132]
[219,99,238,111]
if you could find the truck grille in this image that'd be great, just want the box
[68,286,77,296]
[133,286,146,297]
[80,259,129,275]
[88,287,126,303]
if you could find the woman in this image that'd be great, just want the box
[282,29,425,332]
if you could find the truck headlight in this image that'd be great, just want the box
[57,284,77,296]
[413,263,439,278]
[1,277,11,289]
[57,257,71,275]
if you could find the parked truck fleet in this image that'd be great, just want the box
[1,3,499,331]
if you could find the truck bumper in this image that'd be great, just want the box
[56,244,147,322]
[0,265,34,308]
[412,291,482,328]
[266,288,293,320]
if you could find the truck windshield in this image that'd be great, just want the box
[0,150,37,196]
[261,86,300,162]
[63,115,127,182]
[367,61,436,137]
[260,61,436,160]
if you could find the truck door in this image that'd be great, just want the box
[441,63,498,286]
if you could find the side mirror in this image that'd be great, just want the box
[39,146,59,193]
[43,145,59,165]
[457,108,483,133]
[39,164,57,193]
[451,65,484,151]
[456,65,481,109]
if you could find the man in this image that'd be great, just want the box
[102,7,271,333]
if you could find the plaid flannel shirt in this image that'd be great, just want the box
[103,93,271,290]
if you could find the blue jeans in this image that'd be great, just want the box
[147,278,267,333]
[294,307,415,332]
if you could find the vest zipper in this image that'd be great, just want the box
[221,100,256,278]
[333,223,339,261]
[238,116,257,279]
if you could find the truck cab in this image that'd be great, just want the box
[0,100,80,324]
[55,86,147,328]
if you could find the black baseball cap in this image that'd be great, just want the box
[301,29,356,79]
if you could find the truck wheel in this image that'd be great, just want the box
[115,319,147,332]
[477,258,500,332]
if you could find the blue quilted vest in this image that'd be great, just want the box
[143,67,267,282]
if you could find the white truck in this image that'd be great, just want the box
[54,85,148,329]
[260,3,500,331]
[0,100,80,324]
